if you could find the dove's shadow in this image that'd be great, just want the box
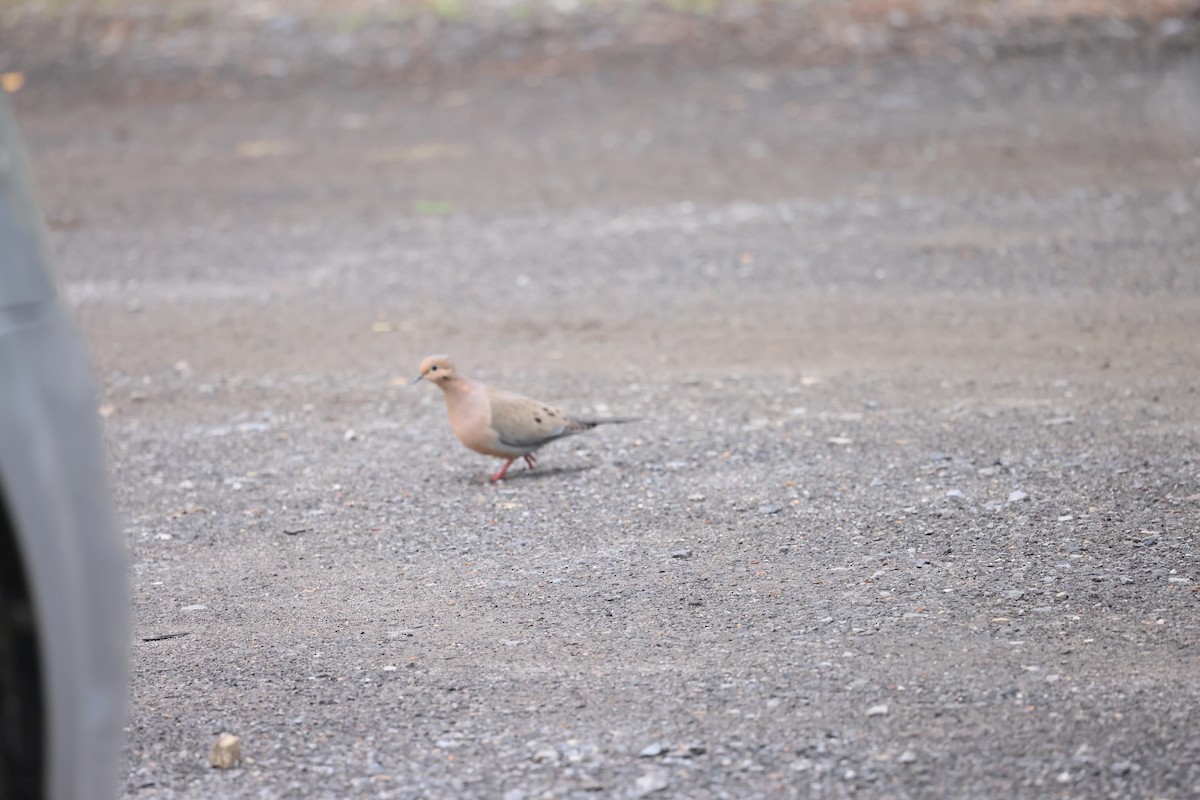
[466,463,596,485]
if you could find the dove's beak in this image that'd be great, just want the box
[411,374,425,385]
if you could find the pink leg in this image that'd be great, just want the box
[523,453,537,471]
[490,458,516,482]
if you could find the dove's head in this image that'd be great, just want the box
[415,354,458,386]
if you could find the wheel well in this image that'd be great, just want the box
[0,497,45,798]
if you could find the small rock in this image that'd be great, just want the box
[633,768,671,797]
[209,733,241,769]
[1161,17,1187,37]
[946,489,965,499]
[638,742,668,758]
[531,747,558,763]
[759,503,784,515]
[1007,490,1029,503]
[670,549,693,560]
[1109,760,1134,776]
[1003,590,1025,600]
[897,750,917,764]
[1142,536,1158,546]
[866,703,889,717]
[686,743,707,756]
[343,429,358,442]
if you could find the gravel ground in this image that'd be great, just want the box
[10,12,1200,799]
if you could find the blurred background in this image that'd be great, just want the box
[3,0,1198,378]
[4,0,1200,93]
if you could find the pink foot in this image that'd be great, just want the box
[523,453,537,471]
[490,458,516,482]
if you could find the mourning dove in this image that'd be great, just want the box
[414,355,636,481]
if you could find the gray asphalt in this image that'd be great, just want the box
[14,34,1200,800]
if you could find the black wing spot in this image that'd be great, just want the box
[534,416,543,424]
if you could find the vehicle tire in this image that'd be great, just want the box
[0,508,44,799]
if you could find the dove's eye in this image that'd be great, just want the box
[430,365,439,371]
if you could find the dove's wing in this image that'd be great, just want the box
[486,387,593,450]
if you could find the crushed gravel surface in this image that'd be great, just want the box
[10,15,1200,798]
